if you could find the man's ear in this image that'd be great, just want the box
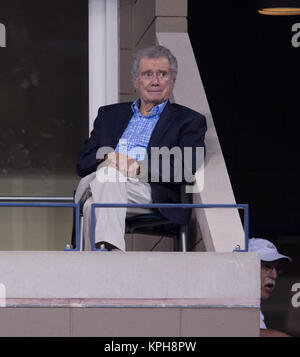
[170,79,176,91]
[132,78,138,91]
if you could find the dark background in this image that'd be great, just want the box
[0,0,88,175]
[188,0,300,336]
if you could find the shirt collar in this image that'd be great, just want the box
[131,99,168,118]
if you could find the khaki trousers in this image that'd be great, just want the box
[75,167,152,251]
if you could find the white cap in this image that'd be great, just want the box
[249,238,292,262]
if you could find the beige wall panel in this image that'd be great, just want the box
[193,239,206,252]
[120,0,134,49]
[156,17,187,33]
[135,20,157,49]
[0,175,78,250]
[24,207,73,251]
[120,49,135,93]
[134,18,186,49]
[181,308,260,337]
[0,307,258,337]
[71,308,180,337]
[156,0,187,17]
[0,308,71,337]
[124,233,134,250]
[151,235,175,251]
[133,0,155,47]
[0,207,72,251]
[131,234,175,251]
[192,220,206,252]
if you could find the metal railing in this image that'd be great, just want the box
[0,196,73,202]
[91,203,249,252]
[0,197,249,253]
[0,196,81,251]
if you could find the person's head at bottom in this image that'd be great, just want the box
[249,238,291,300]
[249,238,292,337]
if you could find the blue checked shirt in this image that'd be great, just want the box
[115,99,168,161]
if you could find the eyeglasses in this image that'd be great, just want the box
[139,70,170,81]
[261,261,283,275]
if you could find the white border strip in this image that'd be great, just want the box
[4,298,260,309]
[89,0,120,134]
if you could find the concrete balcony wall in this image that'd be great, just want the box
[0,251,260,337]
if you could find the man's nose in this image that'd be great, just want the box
[269,267,278,279]
[150,73,160,84]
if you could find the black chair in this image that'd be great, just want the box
[125,211,188,251]
[125,184,192,251]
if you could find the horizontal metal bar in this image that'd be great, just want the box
[0,196,73,202]
[91,203,249,253]
[0,202,76,208]
[91,203,248,209]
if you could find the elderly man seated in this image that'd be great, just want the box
[75,45,207,251]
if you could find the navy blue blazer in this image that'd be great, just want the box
[76,101,207,224]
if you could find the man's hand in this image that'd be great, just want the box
[260,328,291,337]
[104,152,140,178]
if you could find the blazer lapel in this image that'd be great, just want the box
[147,101,176,149]
[113,102,133,145]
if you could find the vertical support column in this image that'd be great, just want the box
[0,23,6,48]
[106,0,120,105]
[89,0,120,134]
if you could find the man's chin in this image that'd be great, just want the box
[146,93,165,101]
[262,288,273,300]
[147,97,163,104]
